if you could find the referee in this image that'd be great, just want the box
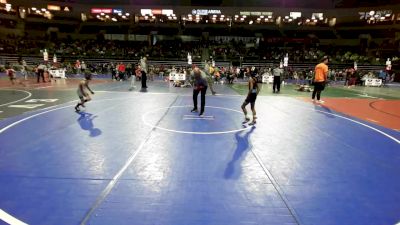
[191,66,208,116]
[272,64,283,93]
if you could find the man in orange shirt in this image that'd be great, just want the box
[312,56,329,103]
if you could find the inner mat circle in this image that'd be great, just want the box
[142,106,252,134]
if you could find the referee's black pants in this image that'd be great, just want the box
[37,69,45,83]
[273,76,281,93]
[141,71,147,88]
[193,87,207,114]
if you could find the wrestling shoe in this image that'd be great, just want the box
[242,117,250,124]
[249,121,257,126]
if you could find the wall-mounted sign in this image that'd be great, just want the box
[47,5,61,11]
[91,8,112,14]
[162,9,173,16]
[141,9,174,16]
[289,12,301,19]
[113,9,122,14]
[192,9,221,16]
[312,13,323,19]
[141,9,151,15]
[359,10,392,20]
[240,11,272,16]
[152,9,162,14]
[48,5,71,12]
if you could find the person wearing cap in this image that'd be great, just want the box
[191,66,208,116]
[312,56,329,103]
[75,73,95,111]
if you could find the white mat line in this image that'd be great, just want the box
[183,115,214,118]
[0,209,28,225]
[183,117,214,120]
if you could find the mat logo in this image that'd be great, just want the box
[8,104,44,109]
[8,99,59,109]
[25,99,58,103]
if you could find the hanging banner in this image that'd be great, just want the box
[43,50,48,61]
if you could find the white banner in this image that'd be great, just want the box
[49,69,66,78]
[262,75,274,83]
[169,73,186,81]
[364,79,382,87]
[43,51,48,61]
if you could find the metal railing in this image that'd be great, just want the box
[0,54,387,71]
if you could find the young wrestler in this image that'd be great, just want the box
[6,66,24,86]
[75,73,95,112]
[241,73,260,125]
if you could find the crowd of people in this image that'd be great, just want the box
[1,34,399,66]
[1,32,397,88]
[2,56,396,88]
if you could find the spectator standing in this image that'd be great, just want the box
[118,62,126,81]
[312,56,329,103]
